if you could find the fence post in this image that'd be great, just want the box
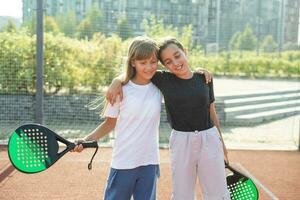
[35,0,44,124]
[216,0,220,53]
[298,124,300,151]
[278,0,285,56]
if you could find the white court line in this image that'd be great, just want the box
[236,163,279,200]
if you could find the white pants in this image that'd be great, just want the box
[169,126,231,200]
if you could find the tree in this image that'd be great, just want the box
[1,18,17,33]
[142,15,178,40]
[180,25,193,50]
[0,31,35,94]
[229,32,241,50]
[142,15,195,51]
[76,5,105,40]
[76,18,92,39]
[239,25,257,51]
[55,11,77,37]
[117,16,132,40]
[283,42,300,51]
[262,35,277,52]
[45,16,60,34]
[21,15,36,35]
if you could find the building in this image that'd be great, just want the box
[283,0,300,46]
[22,0,298,50]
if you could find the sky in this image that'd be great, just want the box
[0,0,22,18]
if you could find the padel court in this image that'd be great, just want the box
[1,147,299,200]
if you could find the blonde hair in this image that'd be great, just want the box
[88,36,159,117]
[122,36,159,85]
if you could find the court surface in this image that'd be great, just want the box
[0,146,299,200]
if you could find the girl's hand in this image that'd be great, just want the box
[196,68,213,84]
[106,79,123,105]
[71,139,85,153]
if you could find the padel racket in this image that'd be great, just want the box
[226,163,259,200]
[8,123,98,174]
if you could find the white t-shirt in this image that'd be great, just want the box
[104,80,162,169]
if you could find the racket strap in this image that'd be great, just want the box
[88,146,99,170]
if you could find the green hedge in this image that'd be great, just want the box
[0,31,299,94]
[0,32,123,94]
[189,51,300,78]
[0,31,35,94]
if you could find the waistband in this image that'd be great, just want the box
[172,126,218,135]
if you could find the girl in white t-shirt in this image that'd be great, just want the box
[72,36,162,200]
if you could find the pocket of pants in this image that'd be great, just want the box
[106,168,118,189]
[169,131,176,150]
[206,130,223,159]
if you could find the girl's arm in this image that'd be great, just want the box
[72,117,117,152]
[106,74,124,105]
[84,117,117,141]
[210,103,229,164]
[106,69,212,105]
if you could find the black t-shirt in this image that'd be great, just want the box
[151,71,215,131]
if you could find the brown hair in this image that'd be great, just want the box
[123,36,159,84]
[157,37,184,65]
[92,36,159,117]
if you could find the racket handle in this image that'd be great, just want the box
[81,141,98,148]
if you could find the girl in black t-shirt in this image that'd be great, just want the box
[156,38,230,200]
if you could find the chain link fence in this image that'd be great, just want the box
[0,0,299,147]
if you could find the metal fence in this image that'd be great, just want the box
[0,0,299,147]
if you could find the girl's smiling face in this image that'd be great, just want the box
[160,43,191,78]
[131,53,158,84]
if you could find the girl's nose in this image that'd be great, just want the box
[173,59,179,66]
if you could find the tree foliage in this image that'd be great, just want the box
[0,24,298,94]
[142,16,195,50]
[117,16,133,40]
[55,11,77,37]
[229,32,241,50]
[76,5,105,40]
[238,25,257,51]
[262,35,277,52]
[229,25,257,51]
[0,31,35,94]
[45,16,60,35]
[142,15,178,39]
[1,18,17,33]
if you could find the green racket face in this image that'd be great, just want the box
[228,177,259,200]
[8,128,52,173]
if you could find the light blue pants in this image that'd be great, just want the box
[104,165,160,200]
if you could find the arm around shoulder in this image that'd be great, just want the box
[106,74,125,105]
[195,68,213,84]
